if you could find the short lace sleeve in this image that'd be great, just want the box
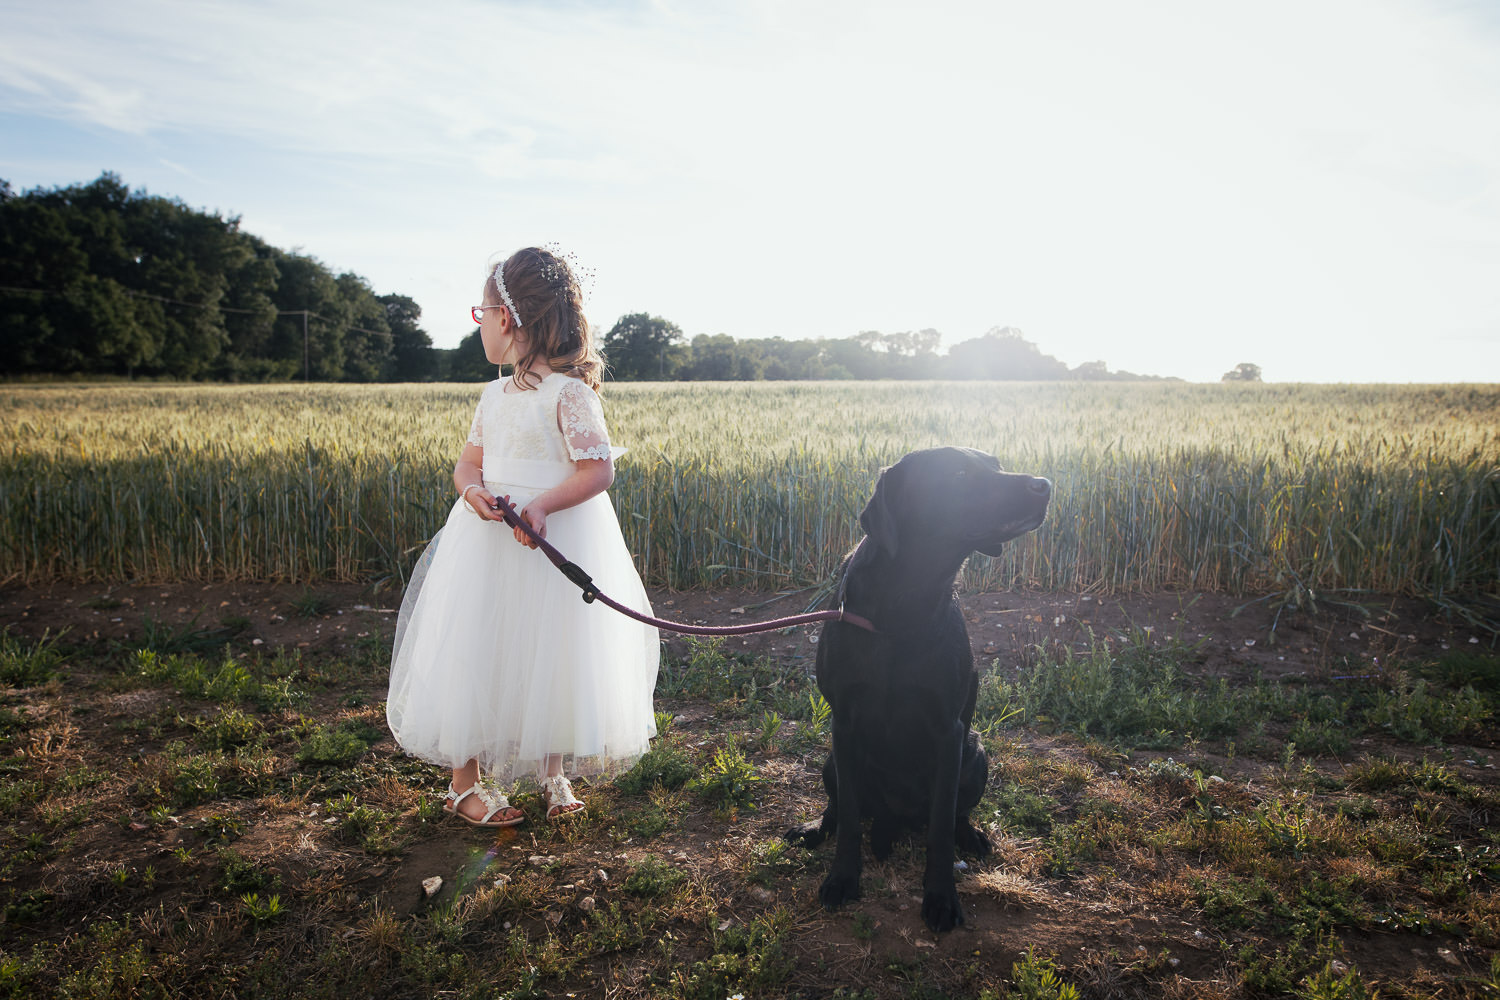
[556,378,612,462]
[465,395,484,447]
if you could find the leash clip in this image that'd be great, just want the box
[559,561,598,603]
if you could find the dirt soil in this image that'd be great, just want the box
[1,580,1479,683]
[2,580,1497,998]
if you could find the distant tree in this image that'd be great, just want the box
[1071,360,1111,380]
[681,333,757,380]
[602,313,686,380]
[943,327,1070,380]
[1221,362,1263,382]
[380,294,435,380]
[0,172,423,381]
[334,272,394,382]
[441,328,497,382]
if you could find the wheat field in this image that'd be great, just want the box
[1,381,1496,595]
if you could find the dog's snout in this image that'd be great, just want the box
[1028,477,1052,497]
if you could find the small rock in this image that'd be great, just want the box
[1438,948,1460,966]
[730,607,745,615]
[422,876,443,897]
[493,874,510,889]
[596,869,609,882]
[545,910,563,925]
[751,887,773,903]
[953,861,968,872]
[1330,960,1349,974]
[578,896,596,913]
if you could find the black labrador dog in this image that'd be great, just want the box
[785,447,1051,932]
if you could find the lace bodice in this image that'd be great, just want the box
[465,372,612,463]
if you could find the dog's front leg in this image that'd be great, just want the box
[818,706,863,909]
[921,720,965,932]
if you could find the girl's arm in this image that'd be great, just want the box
[513,458,613,548]
[453,443,510,523]
[513,380,616,548]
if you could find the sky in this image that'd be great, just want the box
[1,0,1497,383]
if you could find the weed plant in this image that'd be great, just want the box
[0,629,65,687]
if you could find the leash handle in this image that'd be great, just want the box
[477,489,876,636]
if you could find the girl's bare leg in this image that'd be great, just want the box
[448,759,522,823]
[540,755,585,817]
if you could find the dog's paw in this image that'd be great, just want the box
[954,821,991,859]
[818,870,861,909]
[784,822,826,849]
[921,888,965,932]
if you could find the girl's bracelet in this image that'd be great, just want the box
[460,482,483,501]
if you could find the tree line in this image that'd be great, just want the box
[3,173,1178,383]
[0,174,439,381]
[591,313,1171,382]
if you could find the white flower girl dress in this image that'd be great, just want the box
[387,373,659,783]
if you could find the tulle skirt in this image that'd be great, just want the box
[387,465,659,784]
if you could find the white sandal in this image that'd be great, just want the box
[443,783,524,828]
[540,775,585,822]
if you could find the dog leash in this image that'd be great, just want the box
[478,491,877,637]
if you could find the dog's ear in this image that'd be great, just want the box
[859,467,900,559]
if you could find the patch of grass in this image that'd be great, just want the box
[1298,960,1379,1000]
[990,783,1059,836]
[136,648,307,710]
[1288,716,1352,757]
[673,908,796,999]
[996,630,1256,747]
[323,793,407,855]
[217,848,281,895]
[1007,948,1080,1000]
[614,738,696,795]
[1418,649,1500,694]
[688,739,762,816]
[0,629,65,687]
[294,719,382,769]
[190,705,261,751]
[138,612,235,655]
[1363,673,1489,743]
[290,589,337,619]
[622,854,688,899]
[744,838,806,887]
[241,891,287,924]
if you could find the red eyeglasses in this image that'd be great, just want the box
[471,305,495,324]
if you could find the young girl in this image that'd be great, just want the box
[387,246,659,826]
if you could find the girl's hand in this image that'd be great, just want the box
[514,505,547,548]
[465,486,510,523]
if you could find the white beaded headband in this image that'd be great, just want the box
[491,261,522,327]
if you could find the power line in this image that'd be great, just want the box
[0,284,393,335]
[2,283,401,381]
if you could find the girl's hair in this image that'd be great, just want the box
[490,246,603,391]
